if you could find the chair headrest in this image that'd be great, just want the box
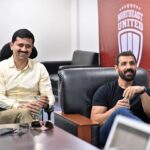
[72,50,99,65]
[0,42,38,61]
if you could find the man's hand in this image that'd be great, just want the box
[18,96,49,115]
[38,96,49,109]
[20,101,41,116]
[123,86,145,99]
[114,98,130,110]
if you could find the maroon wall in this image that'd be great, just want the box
[98,0,150,70]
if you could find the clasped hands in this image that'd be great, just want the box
[114,86,145,110]
[19,96,49,116]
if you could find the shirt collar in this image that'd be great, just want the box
[9,56,33,70]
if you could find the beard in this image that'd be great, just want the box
[118,68,136,82]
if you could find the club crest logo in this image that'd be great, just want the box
[118,4,143,66]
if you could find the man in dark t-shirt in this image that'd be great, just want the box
[90,51,150,148]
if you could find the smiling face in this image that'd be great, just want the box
[10,37,33,61]
[115,55,137,82]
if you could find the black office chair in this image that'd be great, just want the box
[54,67,149,147]
[0,42,54,121]
[42,50,99,101]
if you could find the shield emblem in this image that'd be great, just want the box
[118,29,143,67]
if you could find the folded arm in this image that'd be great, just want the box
[123,86,150,117]
[91,98,130,125]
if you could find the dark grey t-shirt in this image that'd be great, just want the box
[92,80,150,123]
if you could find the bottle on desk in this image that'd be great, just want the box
[34,96,43,121]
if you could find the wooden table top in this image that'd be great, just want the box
[0,124,99,150]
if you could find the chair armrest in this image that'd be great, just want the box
[55,111,98,126]
[59,65,100,70]
[54,111,99,143]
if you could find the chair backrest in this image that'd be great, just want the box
[0,42,38,61]
[58,67,149,118]
[71,50,99,65]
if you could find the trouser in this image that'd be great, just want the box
[0,108,33,124]
[99,107,142,148]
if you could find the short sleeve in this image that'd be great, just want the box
[92,84,109,107]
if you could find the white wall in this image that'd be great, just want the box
[76,0,99,52]
[0,0,72,61]
[0,0,99,61]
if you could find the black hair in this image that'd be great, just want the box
[11,29,35,44]
[115,51,137,65]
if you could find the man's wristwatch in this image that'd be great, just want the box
[139,86,147,95]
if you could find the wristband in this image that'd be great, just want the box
[139,87,147,95]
